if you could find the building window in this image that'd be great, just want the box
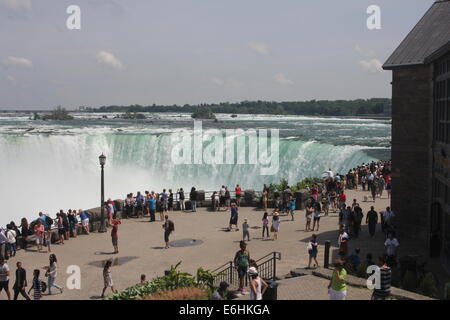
[434,57,450,144]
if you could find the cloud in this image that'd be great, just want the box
[211,77,244,88]
[96,51,124,70]
[0,0,32,11]
[6,75,16,84]
[358,59,383,73]
[274,73,294,85]
[3,56,33,68]
[354,44,382,73]
[248,42,271,56]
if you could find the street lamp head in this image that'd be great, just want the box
[99,153,106,166]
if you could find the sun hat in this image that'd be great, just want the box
[248,267,258,276]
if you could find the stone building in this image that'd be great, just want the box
[383,0,450,270]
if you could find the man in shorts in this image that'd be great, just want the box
[0,258,11,300]
[163,215,174,249]
[79,210,90,234]
[233,241,250,294]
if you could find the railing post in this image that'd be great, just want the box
[324,240,331,268]
[273,252,277,281]
[229,261,233,285]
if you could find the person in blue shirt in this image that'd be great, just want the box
[289,196,296,221]
[135,192,145,218]
[148,197,156,222]
[38,212,48,230]
[348,248,361,269]
[78,210,90,235]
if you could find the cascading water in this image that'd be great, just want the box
[0,112,390,225]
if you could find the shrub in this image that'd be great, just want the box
[142,286,209,300]
[418,273,437,298]
[402,270,417,291]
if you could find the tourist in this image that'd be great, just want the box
[235,184,242,207]
[371,256,392,300]
[178,188,185,211]
[106,200,115,226]
[228,202,239,231]
[386,180,392,199]
[56,213,65,245]
[338,228,349,258]
[271,212,280,241]
[211,281,229,300]
[140,274,147,284]
[352,204,363,238]
[28,269,42,300]
[111,215,121,254]
[45,254,63,295]
[39,212,52,253]
[312,200,321,231]
[248,267,268,300]
[338,190,346,209]
[0,257,11,300]
[262,212,270,238]
[157,194,165,221]
[242,219,250,242]
[262,189,268,212]
[6,225,17,258]
[307,234,319,269]
[163,215,175,249]
[148,196,156,222]
[377,176,386,198]
[101,259,117,298]
[321,196,330,216]
[233,241,250,294]
[168,189,174,211]
[339,206,351,232]
[13,262,30,300]
[190,187,197,212]
[289,195,296,221]
[60,210,70,240]
[348,248,361,267]
[219,185,226,211]
[382,207,395,236]
[370,178,377,202]
[224,187,231,210]
[384,233,399,266]
[68,209,78,238]
[328,259,347,300]
[33,219,45,253]
[305,204,313,232]
[124,193,134,219]
[366,206,378,238]
[135,191,145,217]
[78,209,90,234]
[19,218,32,250]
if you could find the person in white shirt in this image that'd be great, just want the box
[6,226,17,258]
[384,234,399,258]
[248,267,268,300]
[45,254,63,295]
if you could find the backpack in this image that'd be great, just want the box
[45,216,53,228]
[168,220,175,232]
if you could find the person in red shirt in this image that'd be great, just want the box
[111,217,121,254]
[338,192,346,209]
[235,185,242,207]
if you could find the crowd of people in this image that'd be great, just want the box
[0,159,398,301]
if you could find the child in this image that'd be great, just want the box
[28,269,42,300]
[242,219,250,242]
[140,274,147,284]
[101,260,117,298]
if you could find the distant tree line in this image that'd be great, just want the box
[93,98,390,117]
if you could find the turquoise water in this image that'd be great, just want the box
[0,112,390,225]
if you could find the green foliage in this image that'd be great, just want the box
[418,273,437,298]
[96,98,391,117]
[120,111,146,119]
[268,177,323,198]
[106,262,217,300]
[42,106,74,120]
[402,270,417,291]
[191,106,216,119]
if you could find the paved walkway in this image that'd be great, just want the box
[0,188,445,300]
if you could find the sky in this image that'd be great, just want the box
[0,0,436,109]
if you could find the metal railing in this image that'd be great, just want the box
[212,251,281,288]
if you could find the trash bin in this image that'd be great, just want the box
[262,280,278,300]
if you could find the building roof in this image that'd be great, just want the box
[383,0,450,70]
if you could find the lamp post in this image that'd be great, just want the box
[99,153,107,233]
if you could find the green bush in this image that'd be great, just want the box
[402,270,417,291]
[105,262,217,300]
[418,273,437,298]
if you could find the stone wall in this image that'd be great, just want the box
[390,64,434,243]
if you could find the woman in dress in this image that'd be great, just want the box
[28,269,42,300]
[56,213,65,245]
[261,212,270,238]
[101,259,117,298]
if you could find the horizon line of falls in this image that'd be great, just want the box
[0,132,377,225]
